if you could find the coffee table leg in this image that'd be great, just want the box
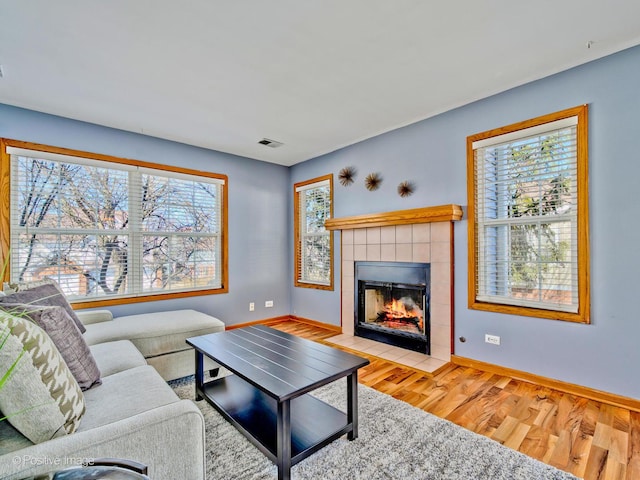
[347,371,358,440]
[194,350,204,401]
[276,399,291,480]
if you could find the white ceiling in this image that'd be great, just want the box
[1,1,639,167]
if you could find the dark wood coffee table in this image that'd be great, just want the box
[186,325,370,480]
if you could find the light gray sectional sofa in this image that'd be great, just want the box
[0,308,226,480]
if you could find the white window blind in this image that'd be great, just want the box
[8,147,224,301]
[473,117,579,313]
[296,179,331,286]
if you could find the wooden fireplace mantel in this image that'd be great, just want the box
[324,204,463,230]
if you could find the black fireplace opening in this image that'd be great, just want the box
[355,261,430,354]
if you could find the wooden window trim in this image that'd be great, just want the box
[294,174,334,291]
[466,105,590,323]
[0,138,229,309]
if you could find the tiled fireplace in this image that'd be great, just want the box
[324,205,462,373]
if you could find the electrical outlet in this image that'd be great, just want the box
[485,334,500,345]
[265,300,274,308]
[249,302,255,312]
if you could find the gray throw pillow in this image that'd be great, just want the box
[0,303,101,390]
[0,280,86,334]
[0,311,86,444]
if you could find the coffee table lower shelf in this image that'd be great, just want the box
[198,374,351,466]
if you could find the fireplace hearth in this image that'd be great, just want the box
[355,261,430,354]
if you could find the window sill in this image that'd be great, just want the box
[71,286,228,310]
[294,281,334,291]
[468,299,589,324]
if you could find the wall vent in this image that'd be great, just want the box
[258,138,284,148]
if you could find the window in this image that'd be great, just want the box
[0,139,228,307]
[294,174,333,290]
[467,105,590,323]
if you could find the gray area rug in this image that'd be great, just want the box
[171,377,579,480]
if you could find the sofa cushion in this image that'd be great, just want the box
[83,309,225,358]
[75,309,113,326]
[0,418,33,454]
[78,365,179,432]
[0,280,86,334]
[0,312,86,444]
[0,303,101,390]
[90,340,147,377]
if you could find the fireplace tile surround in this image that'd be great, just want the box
[324,205,462,374]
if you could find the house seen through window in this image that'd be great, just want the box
[1,140,228,307]
[467,105,590,323]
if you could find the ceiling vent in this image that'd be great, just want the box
[258,138,284,148]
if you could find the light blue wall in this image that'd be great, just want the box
[0,104,291,325]
[4,43,639,399]
[290,45,640,400]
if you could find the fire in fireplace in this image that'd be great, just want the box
[355,261,430,354]
[372,294,424,334]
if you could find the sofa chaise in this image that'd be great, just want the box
[79,309,225,381]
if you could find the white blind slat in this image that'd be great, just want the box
[471,116,578,149]
[295,178,329,192]
[8,146,137,171]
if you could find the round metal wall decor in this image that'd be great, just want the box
[338,166,356,186]
[365,172,382,191]
[397,180,415,197]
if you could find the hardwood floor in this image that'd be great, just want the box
[268,320,640,480]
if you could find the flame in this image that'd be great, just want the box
[381,298,423,331]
